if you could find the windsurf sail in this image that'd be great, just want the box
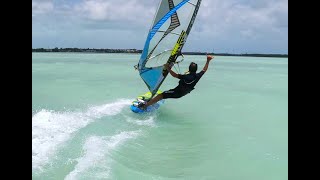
[136,0,202,98]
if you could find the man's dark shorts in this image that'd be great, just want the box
[162,87,191,99]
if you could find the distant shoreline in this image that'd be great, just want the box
[32,48,288,58]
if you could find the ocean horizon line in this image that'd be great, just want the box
[32,48,288,58]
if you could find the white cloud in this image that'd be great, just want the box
[32,0,54,16]
[32,0,288,53]
[74,0,157,24]
[182,0,287,53]
[196,0,287,33]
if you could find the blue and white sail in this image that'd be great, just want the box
[137,0,202,97]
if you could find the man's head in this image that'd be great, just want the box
[189,62,198,73]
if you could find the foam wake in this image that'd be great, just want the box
[65,131,140,180]
[125,115,156,127]
[32,99,131,172]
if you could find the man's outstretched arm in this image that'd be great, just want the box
[202,55,214,72]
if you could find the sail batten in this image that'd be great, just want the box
[138,0,202,97]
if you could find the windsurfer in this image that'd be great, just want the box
[139,55,214,109]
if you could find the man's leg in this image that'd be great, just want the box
[144,93,163,108]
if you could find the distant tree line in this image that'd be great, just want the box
[32,48,142,53]
[183,52,288,58]
[32,48,288,58]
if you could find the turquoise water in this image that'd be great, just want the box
[32,53,288,180]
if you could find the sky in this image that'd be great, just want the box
[32,0,288,54]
